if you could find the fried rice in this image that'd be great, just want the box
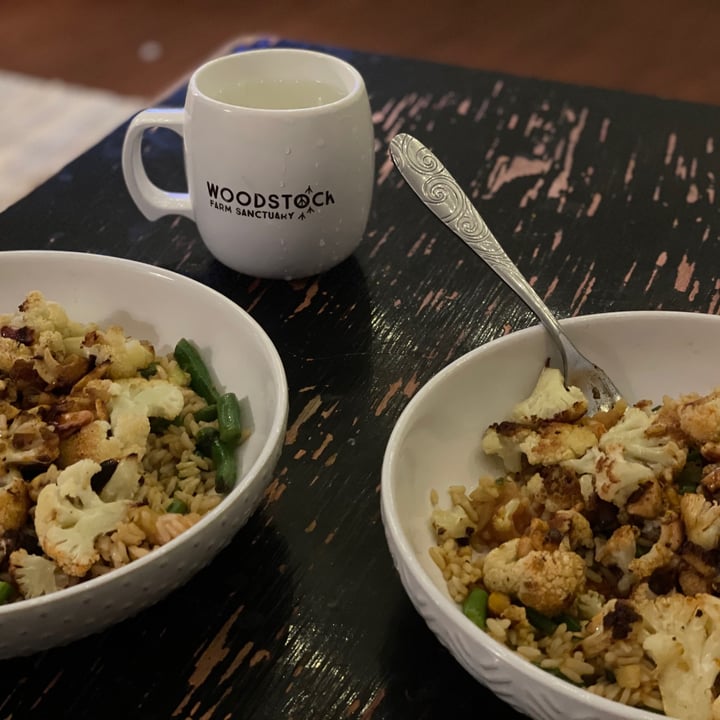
[0,291,236,602]
[430,365,720,720]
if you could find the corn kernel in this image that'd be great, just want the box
[488,591,511,616]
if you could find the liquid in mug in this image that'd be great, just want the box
[210,78,346,110]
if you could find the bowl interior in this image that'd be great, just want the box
[383,309,720,718]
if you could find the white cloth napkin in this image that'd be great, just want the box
[0,71,143,211]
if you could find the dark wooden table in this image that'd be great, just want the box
[1,36,719,720]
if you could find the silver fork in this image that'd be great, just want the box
[388,132,623,415]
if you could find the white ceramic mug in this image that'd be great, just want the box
[122,49,375,279]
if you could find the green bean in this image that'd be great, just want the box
[196,426,220,457]
[210,434,237,493]
[0,580,13,604]
[526,607,559,635]
[193,404,218,422]
[166,498,189,514]
[525,608,581,635]
[174,338,220,405]
[556,613,582,633]
[462,587,489,629]
[194,425,236,492]
[218,392,243,444]
[174,339,241,493]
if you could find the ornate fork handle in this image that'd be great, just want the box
[388,132,570,374]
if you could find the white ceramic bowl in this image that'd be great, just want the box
[382,310,720,720]
[0,250,288,658]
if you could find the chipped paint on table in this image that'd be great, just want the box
[1,37,720,720]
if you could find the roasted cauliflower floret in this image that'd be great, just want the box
[590,444,656,506]
[0,411,59,466]
[59,420,123,466]
[673,389,720,460]
[516,511,593,554]
[9,548,68,598]
[519,422,598,466]
[60,377,184,465]
[626,479,664,518]
[34,458,131,576]
[431,505,476,541]
[482,421,597,472]
[480,425,529,474]
[551,509,594,550]
[604,407,687,476]
[562,406,686,507]
[510,366,588,424]
[595,524,637,573]
[82,326,155,380]
[629,511,683,580]
[574,588,607,621]
[108,377,184,447]
[0,291,89,361]
[33,346,91,389]
[632,591,720,720]
[11,290,87,337]
[481,368,591,473]
[490,496,526,538]
[524,467,585,514]
[0,467,30,531]
[680,492,720,551]
[98,456,142,502]
[595,524,638,594]
[0,337,32,374]
[482,537,586,615]
[517,517,557,553]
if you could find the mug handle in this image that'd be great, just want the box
[121,108,194,221]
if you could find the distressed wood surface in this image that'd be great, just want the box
[1,37,720,720]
